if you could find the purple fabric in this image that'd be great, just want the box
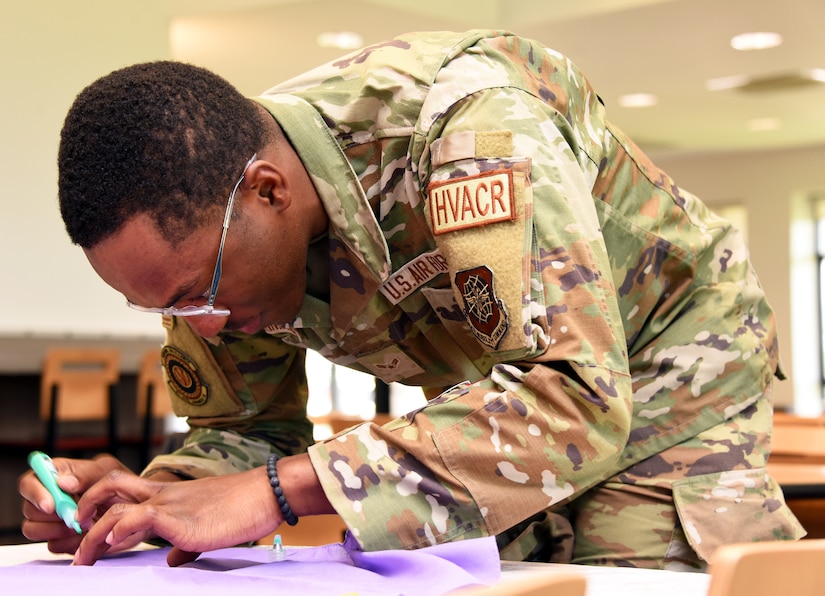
[0,534,500,595]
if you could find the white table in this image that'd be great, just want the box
[499,560,710,596]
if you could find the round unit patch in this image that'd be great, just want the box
[161,345,208,406]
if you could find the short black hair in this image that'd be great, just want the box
[58,61,267,248]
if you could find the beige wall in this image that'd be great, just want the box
[0,0,171,338]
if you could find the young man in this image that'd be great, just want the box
[20,29,803,568]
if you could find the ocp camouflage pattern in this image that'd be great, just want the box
[144,30,803,567]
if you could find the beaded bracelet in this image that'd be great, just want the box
[266,454,299,526]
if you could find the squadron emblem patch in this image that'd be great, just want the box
[454,265,509,349]
[161,345,208,406]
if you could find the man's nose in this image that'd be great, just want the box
[185,314,228,337]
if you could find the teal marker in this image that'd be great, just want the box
[27,451,82,534]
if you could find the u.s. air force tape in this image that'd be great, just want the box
[379,248,448,305]
[161,345,208,406]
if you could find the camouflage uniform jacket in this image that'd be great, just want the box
[146,30,797,553]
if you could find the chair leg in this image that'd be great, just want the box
[108,386,118,457]
[46,385,57,456]
[375,379,390,414]
[140,387,154,470]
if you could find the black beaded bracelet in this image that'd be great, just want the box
[266,454,299,526]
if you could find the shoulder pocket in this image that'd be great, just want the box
[425,158,537,356]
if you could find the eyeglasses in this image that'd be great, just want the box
[127,153,257,317]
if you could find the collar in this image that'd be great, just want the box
[253,94,392,340]
[251,94,391,282]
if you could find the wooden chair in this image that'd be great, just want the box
[39,347,121,457]
[707,539,825,596]
[310,412,395,437]
[770,411,825,464]
[133,349,176,469]
[768,411,825,538]
[450,572,586,596]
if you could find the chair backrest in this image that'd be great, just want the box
[257,513,349,548]
[771,412,825,463]
[452,572,586,596]
[136,349,173,418]
[310,412,395,437]
[706,539,825,596]
[39,348,120,421]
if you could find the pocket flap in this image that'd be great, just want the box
[672,468,806,562]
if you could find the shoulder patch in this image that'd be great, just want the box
[454,265,509,349]
[358,347,425,383]
[379,248,448,304]
[428,169,515,235]
[161,345,208,406]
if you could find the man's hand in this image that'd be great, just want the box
[18,454,131,554]
[72,466,280,566]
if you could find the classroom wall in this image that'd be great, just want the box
[0,0,171,339]
[1,2,822,409]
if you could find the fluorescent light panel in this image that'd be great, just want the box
[730,31,783,51]
[316,31,364,49]
[617,92,658,108]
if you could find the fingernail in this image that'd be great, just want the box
[61,475,80,492]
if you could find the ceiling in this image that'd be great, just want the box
[167,0,825,158]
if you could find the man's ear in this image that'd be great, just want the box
[244,160,291,211]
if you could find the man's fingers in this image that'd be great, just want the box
[72,533,112,566]
[51,455,116,491]
[72,501,158,565]
[45,533,85,555]
[72,502,127,565]
[75,471,157,521]
[21,516,80,541]
[22,498,57,522]
[19,455,129,517]
[18,469,59,515]
[167,547,201,567]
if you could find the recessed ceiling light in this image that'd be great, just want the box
[707,70,825,93]
[705,74,751,91]
[316,31,364,50]
[730,31,783,51]
[809,68,825,83]
[617,93,658,108]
